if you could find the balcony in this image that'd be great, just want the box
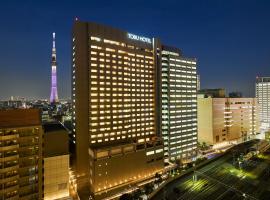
[18,164,38,173]
[19,142,39,148]
[19,168,38,178]
[19,176,38,187]
[19,152,39,158]
[0,174,19,184]
[4,150,18,157]
[5,194,19,200]
[0,184,19,194]
[0,164,19,173]
[0,154,19,162]
[19,184,39,199]
[19,131,37,137]
[19,192,39,200]
[1,134,19,140]
[0,144,19,151]
[0,130,18,136]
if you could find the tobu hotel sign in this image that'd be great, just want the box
[127,33,152,44]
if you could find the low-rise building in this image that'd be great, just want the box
[89,138,163,199]
[43,122,70,200]
[198,96,259,146]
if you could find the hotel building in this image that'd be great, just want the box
[0,109,43,200]
[256,77,270,133]
[160,46,197,164]
[72,21,163,199]
[198,96,259,146]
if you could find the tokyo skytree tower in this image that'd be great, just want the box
[50,32,59,103]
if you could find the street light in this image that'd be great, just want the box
[193,163,197,182]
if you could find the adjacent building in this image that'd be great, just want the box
[72,21,164,199]
[197,75,200,91]
[256,77,270,133]
[160,46,197,164]
[43,122,70,200]
[198,96,259,146]
[229,91,243,98]
[0,109,43,200]
[198,88,226,98]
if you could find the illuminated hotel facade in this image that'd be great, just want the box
[72,20,197,198]
[256,77,270,133]
[72,21,163,199]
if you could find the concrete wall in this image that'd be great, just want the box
[44,155,70,200]
[198,97,214,144]
[72,21,91,185]
[90,143,164,197]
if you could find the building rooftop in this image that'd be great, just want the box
[256,77,270,83]
[0,108,41,128]
[43,121,66,132]
[162,45,182,56]
[43,121,69,157]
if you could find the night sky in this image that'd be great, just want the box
[0,0,270,100]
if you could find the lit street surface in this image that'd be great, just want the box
[152,140,270,200]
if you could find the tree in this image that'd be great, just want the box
[173,187,181,194]
[144,183,154,195]
[202,142,207,150]
[154,173,162,186]
[155,173,159,179]
[119,193,133,200]
[132,189,142,199]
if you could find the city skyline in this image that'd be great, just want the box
[1,0,270,99]
[1,2,270,199]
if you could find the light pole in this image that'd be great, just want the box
[193,163,197,182]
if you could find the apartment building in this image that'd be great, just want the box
[0,109,43,200]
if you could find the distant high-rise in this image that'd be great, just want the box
[229,91,243,98]
[50,32,59,103]
[256,77,270,132]
[198,88,226,98]
[197,74,200,91]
